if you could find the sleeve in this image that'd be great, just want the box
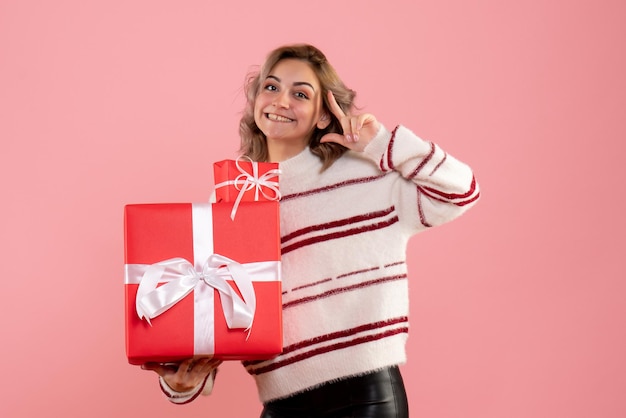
[362,124,480,230]
[158,369,218,405]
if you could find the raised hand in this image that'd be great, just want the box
[142,357,222,392]
[320,90,380,152]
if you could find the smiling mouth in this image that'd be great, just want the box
[266,113,294,123]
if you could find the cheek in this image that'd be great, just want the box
[252,102,271,136]
[304,105,320,122]
[253,100,264,123]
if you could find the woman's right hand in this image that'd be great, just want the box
[142,358,222,392]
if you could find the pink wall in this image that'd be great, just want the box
[2,0,624,417]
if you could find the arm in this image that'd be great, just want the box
[321,91,479,229]
[362,124,479,228]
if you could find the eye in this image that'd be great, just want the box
[295,91,309,100]
[264,84,278,92]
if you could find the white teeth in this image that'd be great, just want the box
[267,113,293,122]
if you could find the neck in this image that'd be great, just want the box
[266,138,308,162]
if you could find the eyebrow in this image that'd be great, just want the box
[266,75,316,91]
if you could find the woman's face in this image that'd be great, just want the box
[254,58,327,149]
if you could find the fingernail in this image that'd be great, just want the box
[346,134,352,142]
[353,134,359,142]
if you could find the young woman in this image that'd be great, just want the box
[143,43,480,417]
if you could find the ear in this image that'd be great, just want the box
[317,112,331,129]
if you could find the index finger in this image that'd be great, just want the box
[141,362,178,376]
[326,90,346,119]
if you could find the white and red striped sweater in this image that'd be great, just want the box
[160,124,480,403]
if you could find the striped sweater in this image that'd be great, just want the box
[160,124,480,403]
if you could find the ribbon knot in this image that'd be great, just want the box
[214,157,281,220]
[135,254,256,334]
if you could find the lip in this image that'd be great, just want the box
[265,113,294,123]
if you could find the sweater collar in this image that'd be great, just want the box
[278,147,322,175]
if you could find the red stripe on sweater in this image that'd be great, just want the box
[419,175,478,201]
[417,180,479,208]
[381,125,400,171]
[291,278,333,291]
[336,266,380,279]
[282,274,407,309]
[384,261,406,268]
[408,142,436,178]
[243,317,409,368]
[429,152,447,176]
[281,216,400,255]
[283,316,409,355]
[287,264,404,295]
[281,174,388,202]
[417,183,479,226]
[456,191,481,206]
[246,327,409,375]
[419,188,481,207]
[282,206,395,244]
[416,188,432,228]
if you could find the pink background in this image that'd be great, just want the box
[1,0,624,417]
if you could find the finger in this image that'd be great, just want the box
[319,132,346,146]
[141,362,178,377]
[352,114,369,142]
[180,358,196,374]
[326,91,358,141]
[350,117,359,142]
[202,358,223,368]
[195,358,222,374]
[357,113,376,128]
[326,90,346,120]
[141,362,161,371]
[210,359,223,369]
[193,357,217,369]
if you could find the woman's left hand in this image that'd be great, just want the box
[142,357,222,392]
[320,91,380,152]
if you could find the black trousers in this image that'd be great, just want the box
[260,366,409,418]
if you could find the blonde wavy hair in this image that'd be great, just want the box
[239,44,356,170]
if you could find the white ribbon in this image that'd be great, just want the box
[125,257,281,352]
[133,254,257,331]
[214,157,281,220]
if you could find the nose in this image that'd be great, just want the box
[273,91,290,108]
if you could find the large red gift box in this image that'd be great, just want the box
[124,200,282,365]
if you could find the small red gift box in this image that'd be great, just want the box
[124,201,282,365]
[213,159,280,204]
